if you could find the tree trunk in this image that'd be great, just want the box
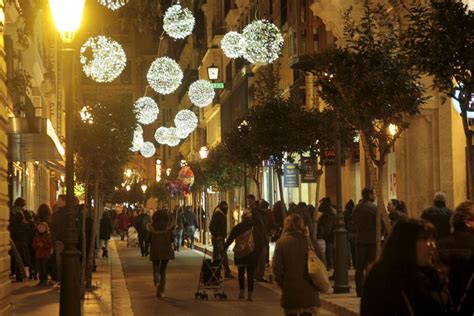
[461,108,474,200]
[80,198,87,298]
[276,171,286,220]
[313,167,324,240]
[251,167,262,200]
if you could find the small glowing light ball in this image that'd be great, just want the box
[140,141,156,158]
[166,127,181,146]
[154,127,170,145]
[221,31,244,58]
[174,109,198,134]
[241,20,284,65]
[130,126,144,152]
[98,0,128,10]
[80,36,127,82]
[188,80,215,107]
[134,97,159,125]
[179,166,195,187]
[163,4,195,39]
[147,57,183,95]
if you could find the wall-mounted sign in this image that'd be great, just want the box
[300,158,318,183]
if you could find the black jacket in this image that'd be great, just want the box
[209,208,227,238]
[421,206,453,240]
[224,219,265,266]
[99,216,114,240]
[183,210,198,228]
[134,214,151,235]
[353,200,377,244]
[51,207,68,242]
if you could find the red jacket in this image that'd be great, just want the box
[32,233,53,259]
[117,213,130,230]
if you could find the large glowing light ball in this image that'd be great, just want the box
[175,126,190,139]
[134,97,159,125]
[241,20,284,65]
[98,0,128,10]
[188,80,215,107]
[140,141,156,158]
[163,4,195,39]
[147,57,183,95]
[130,126,144,152]
[174,109,198,134]
[154,127,170,145]
[166,127,181,146]
[80,36,127,82]
[221,31,244,58]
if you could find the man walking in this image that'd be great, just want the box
[135,207,151,256]
[246,194,268,282]
[353,187,377,297]
[183,206,198,249]
[421,192,453,240]
[210,201,233,279]
[51,194,67,283]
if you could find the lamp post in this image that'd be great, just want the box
[49,1,85,314]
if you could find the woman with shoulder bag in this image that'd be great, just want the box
[273,213,327,316]
[224,209,265,301]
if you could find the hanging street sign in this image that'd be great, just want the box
[211,82,225,89]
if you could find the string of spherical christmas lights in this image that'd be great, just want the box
[188,80,215,108]
[147,57,183,95]
[221,31,244,59]
[163,2,195,39]
[98,0,128,11]
[174,109,198,135]
[140,141,156,158]
[241,19,284,65]
[130,125,144,152]
[80,36,127,83]
[134,97,159,125]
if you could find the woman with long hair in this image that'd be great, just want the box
[361,219,451,316]
[148,209,175,298]
[273,213,326,316]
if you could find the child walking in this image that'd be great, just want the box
[32,222,52,286]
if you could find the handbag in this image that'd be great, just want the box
[233,228,255,258]
[306,236,330,293]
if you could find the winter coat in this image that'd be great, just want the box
[176,211,185,229]
[51,207,68,242]
[353,200,377,244]
[421,206,453,240]
[361,262,451,316]
[10,221,32,266]
[32,232,53,259]
[209,208,227,238]
[317,202,336,243]
[388,210,408,225]
[117,212,130,231]
[438,227,474,311]
[224,219,264,266]
[343,208,356,240]
[134,214,151,235]
[272,231,326,311]
[251,207,268,244]
[183,210,198,228]
[99,216,114,240]
[148,224,175,261]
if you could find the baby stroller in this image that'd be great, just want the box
[195,249,227,300]
[127,227,139,248]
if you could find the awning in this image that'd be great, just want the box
[8,117,65,162]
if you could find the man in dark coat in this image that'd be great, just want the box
[51,194,67,282]
[421,191,453,240]
[183,206,198,249]
[246,194,268,282]
[353,187,377,297]
[135,208,151,256]
[317,197,336,270]
[210,201,233,279]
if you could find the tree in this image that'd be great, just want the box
[403,0,474,199]
[310,1,427,256]
[204,143,243,192]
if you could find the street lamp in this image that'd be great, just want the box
[388,123,398,136]
[199,146,209,159]
[141,184,148,194]
[207,64,219,81]
[49,0,85,315]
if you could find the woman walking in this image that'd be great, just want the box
[272,213,326,316]
[148,209,175,298]
[361,219,451,316]
[99,211,114,258]
[224,209,265,301]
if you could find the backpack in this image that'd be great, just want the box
[233,228,255,258]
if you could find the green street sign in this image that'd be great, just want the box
[211,82,225,89]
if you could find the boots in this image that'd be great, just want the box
[247,292,253,301]
[238,290,245,299]
[102,248,108,258]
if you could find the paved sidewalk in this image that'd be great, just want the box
[11,253,113,315]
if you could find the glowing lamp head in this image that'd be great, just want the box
[199,146,209,159]
[388,124,398,136]
[141,184,148,194]
[49,0,85,43]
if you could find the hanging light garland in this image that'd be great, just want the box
[147,57,183,95]
[130,126,144,152]
[80,36,127,83]
[154,127,170,145]
[140,141,156,158]
[174,109,198,134]
[134,97,159,125]
[241,19,284,65]
[163,3,195,39]
[221,31,244,58]
[98,0,128,10]
[188,80,215,108]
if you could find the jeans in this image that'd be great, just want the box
[54,241,64,282]
[175,229,183,251]
[184,226,196,249]
[212,237,231,275]
[255,245,268,279]
[238,264,255,292]
[152,260,169,290]
[36,258,49,283]
[119,229,128,241]
[99,239,109,251]
[138,233,149,256]
[348,237,357,268]
[355,243,376,296]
